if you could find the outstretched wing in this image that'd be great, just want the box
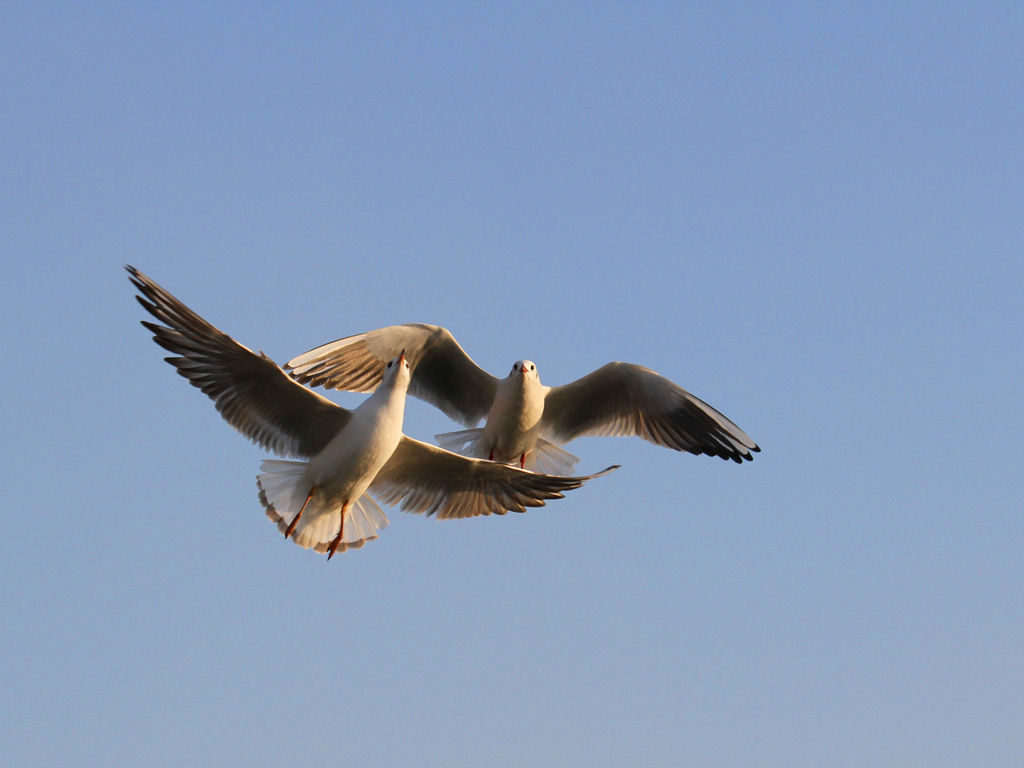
[286,324,498,427]
[369,436,618,520]
[128,266,350,458]
[541,362,759,463]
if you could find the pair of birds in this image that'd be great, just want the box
[129,266,758,559]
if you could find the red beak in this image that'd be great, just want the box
[398,350,406,365]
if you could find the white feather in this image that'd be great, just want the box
[528,438,580,475]
[256,459,389,552]
[435,428,490,459]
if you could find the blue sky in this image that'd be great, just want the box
[3,3,1022,766]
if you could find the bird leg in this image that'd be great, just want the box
[326,502,350,560]
[285,485,316,539]
[489,448,494,461]
[520,453,526,469]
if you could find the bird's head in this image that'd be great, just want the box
[382,349,412,387]
[509,360,539,384]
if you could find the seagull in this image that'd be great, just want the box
[127,268,617,558]
[286,324,759,475]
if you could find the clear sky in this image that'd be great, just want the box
[3,3,1022,766]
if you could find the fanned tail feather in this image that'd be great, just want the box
[257,459,389,555]
[324,495,389,554]
[435,428,490,459]
[527,438,580,475]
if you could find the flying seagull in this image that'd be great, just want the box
[128,269,617,558]
[286,324,759,475]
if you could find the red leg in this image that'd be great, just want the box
[520,453,526,469]
[285,485,316,539]
[327,502,350,560]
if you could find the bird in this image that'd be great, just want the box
[286,324,759,475]
[127,268,617,559]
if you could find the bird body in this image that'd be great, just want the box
[267,355,410,555]
[482,361,546,467]
[306,370,406,495]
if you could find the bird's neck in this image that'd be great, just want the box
[490,376,543,422]
[367,381,408,423]
[498,375,536,403]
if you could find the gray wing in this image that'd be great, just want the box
[541,362,759,463]
[369,436,618,520]
[128,266,350,459]
[286,324,498,427]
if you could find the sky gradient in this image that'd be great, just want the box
[3,3,1023,767]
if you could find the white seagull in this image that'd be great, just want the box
[128,269,616,559]
[287,324,759,475]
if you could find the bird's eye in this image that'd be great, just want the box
[387,361,393,369]
[530,364,535,371]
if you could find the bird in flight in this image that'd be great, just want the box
[128,268,616,558]
[286,324,760,475]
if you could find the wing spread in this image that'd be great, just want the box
[286,324,498,427]
[369,436,617,520]
[541,362,759,463]
[128,266,350,458]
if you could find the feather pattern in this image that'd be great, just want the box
[541,363,759,463]
[129,266,349,459]
[371,437,617,520]
[287,324,498,427]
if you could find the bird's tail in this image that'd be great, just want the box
[257,459,389,554]
[529,438,581,476]
[435,428,489,459]
[434,429,581,475]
